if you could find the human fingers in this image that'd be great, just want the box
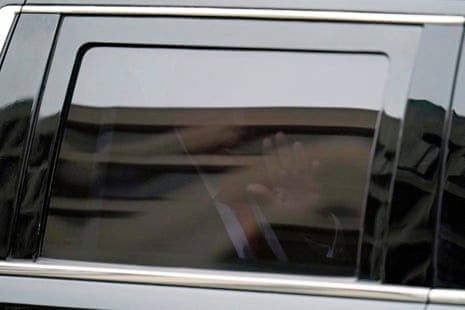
[293,141,308,175]
[304,160,321,192]
[311,159,320,170]
[246,183,274,206]
[263,137,280,183]
[246,183,273,196]
[275,131,292,171]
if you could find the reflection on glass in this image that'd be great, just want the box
[437,110,465,288]
[43,47,388,275]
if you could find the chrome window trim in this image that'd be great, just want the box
[0,5,21,54]
[0,260,428,303]
[429,289,465,306]
[20,5,464,25]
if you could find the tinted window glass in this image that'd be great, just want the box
[43,46,388,275]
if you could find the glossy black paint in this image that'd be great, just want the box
[358,111,400,280]
[436,29,465,289]
[385,25,462,286]
[0,14,59,258]
[359,25,463,286]
[385,99,445,285]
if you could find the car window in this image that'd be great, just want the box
[42,45,388,275]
